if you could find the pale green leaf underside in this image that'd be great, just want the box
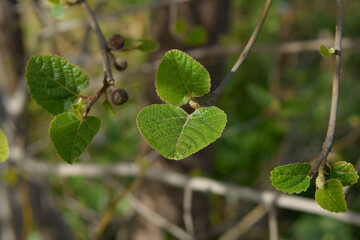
[26,55,89,115]
[0,129,9,162]
[270,163,311,194]
[330,161,359,186]
[156,50,210,106]
[315,179,347,213]
[49,112,101,164]
[137,104,227,160]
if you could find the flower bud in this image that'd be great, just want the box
[114,58,127,71]
[111,88,128,105]
[108,34,125,51]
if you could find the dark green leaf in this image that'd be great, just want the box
[330,161,359,186]
[270,163,311,194]
[175,19,188,34]
[137,104,227,160]
[315,179,347,213]
[49,112,101,164]
[156,50,210,106]
[26,56,89,115]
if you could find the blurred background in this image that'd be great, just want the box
[1,0,360,239]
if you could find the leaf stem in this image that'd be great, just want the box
[308,0,344,179]
[205,0,273,106]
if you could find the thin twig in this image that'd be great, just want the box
[309,0,344,178]
[22,159,360,227]
[267,205,279,240]
[104,177,193,240]
[183,182,195,237]
[206,0,272,106]
[219,204,268,240]
[81,0,113,83]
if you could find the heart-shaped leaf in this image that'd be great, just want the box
[49,112,101,164]
[137,104,227,160]
[315,179,347,213]
[156,50,210,106]
[330,161,359,186]
[270,163,311,194]
[0,129,9,162]
[26,56,89,115]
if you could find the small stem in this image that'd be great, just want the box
[81,0,114,83]
[83,80,109,117]
[205,0,272,106]
[309,0,343,178]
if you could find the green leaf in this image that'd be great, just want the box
[156,50,210,106]
[184,26,207,46]
[175,19,188,34]
[330,161,359,186]
[319,44,331,59]
[26,56,89,115]
[71,98,83,119]
[51,4,64,19]
[270,163,311,194]
[49,112,101,164]
[135,39,159,52]
[101,99,115,115]
[137,104,227,160]
[315,179,347,213]
[0,129,9,162]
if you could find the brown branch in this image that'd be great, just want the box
[308,0,344,178]
[206,0,273,106]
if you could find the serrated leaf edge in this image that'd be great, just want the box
[49,112,100,164]
[155,49,211,106]
[136,104,227,160]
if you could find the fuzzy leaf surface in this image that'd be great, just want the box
[26,56,89,115]
[315,179,347,213]
[0,129,9,162]
[49,112,100,164]
[270,163,311,194]
[156,50,210,106]
[137,104,226,160]
[330,161,359,186]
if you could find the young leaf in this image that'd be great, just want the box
[315,179,347,213]
[135,39,159,52]
[137,104,227,160]
[72,98,83,119]
[330,161,359,186]
[319,44,331,59]
[49,112,101,164]
[156,50,210,106]
[270,163,311,194]
[26,56,89,115]
[102,99,115,115]
[0,129,9,162]
[51,4,64,19]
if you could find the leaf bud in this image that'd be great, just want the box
[108,34,125,51]
[111,88,128,105]
[114,58,127,71]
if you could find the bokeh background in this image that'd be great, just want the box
[1,0,360,239]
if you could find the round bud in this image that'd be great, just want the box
[111,88,128,105]
[108,34,125,51]
[114,58,127,71]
